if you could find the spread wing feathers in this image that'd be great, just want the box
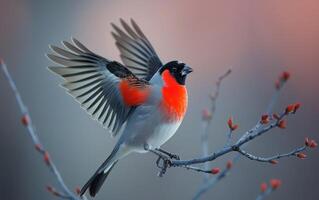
[111,19,163,81]
[47,38,144,136]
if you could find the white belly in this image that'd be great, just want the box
[121,104,183,152]
[146,121,181,149]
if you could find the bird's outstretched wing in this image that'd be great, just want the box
[111,19,163,81]
[47,38,150,136]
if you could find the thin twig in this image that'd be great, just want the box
[200,69,232,180]
[238,146,306,163]
[0,60,83,200]
[256,187,273,200]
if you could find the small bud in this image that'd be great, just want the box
[43,151,50,165]
[260,114,269,124]
[305,137,310,146]
[202,109,212,121]
[293,103,301,113]
[21,115,29,126]
[227,117,233,129]
[285,104,295,114]
[46,185,60,196]
[35,144,42,152]
[270,179,282,190]
[260,183,267,193]
[231,124,238,131]
[211,167,220,174]
[281,71,290,81]
[46,185,54,193]
[227,117,238,131]
[309,140,318,148]
[226,160,233,169]
[305,138,317,148]
[272,113,280,120]
[278,120,286,129]
[75,187,81,195]
[270,160,278,165]
[296,153,307,159]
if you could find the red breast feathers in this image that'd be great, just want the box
[160,70,188,122]
[119,77,150,106]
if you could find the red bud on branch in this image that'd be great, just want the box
[309,140,317,148]
[260,183,267,193]
[270,179,282,190]
[309,140,318,148]
[35,143,42,152]
[270,160,278,165]
[227,117,233,128]
[285,104,295,114]
[305,138,317,148]
[202,109,212,121]
[260,114,269,124]
[293,103,301,113]
[21,115,29,126]
[46,185,54,193]
[281,71,290,81]
[44,151,50,165]
[226,160,233,169]
[278,120,286,129]
[296,153,307,159]
[211,167,220,174]
[75,187,81,195]
[46,185,60,196]
[227,117,238,131]
[305,137,310,146]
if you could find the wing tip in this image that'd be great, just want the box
[47,66,61,75]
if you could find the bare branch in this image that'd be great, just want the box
[200,69,232,180]
[238,146,306,163]
[193,70,289,199]
[0,60,82,200]
[193,69,301,199]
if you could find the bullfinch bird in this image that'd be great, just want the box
[47,19,193,197]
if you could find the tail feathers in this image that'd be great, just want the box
[80,161,118,197]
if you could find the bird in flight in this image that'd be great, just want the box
[47,19,193,197]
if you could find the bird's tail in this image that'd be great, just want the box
[80,147,122,197]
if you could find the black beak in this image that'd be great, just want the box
[181,65,193,76]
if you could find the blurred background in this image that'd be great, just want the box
[1,0,318,199]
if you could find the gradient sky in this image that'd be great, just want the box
[1,0,318,200]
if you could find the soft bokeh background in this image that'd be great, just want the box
[1,0,318,199]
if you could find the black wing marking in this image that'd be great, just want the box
[111,19,163,81]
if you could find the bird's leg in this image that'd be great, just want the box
[144,144,172,177]
[144,144,167,158]
[155,148,180,160]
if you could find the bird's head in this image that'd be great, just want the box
[159,61,193,85]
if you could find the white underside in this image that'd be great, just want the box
[146,121,182,150]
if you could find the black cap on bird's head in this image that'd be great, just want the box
[159,61,193,85]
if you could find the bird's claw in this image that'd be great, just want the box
[155,148,180,160]
[155,154,172,177]
[169,154,180,160]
